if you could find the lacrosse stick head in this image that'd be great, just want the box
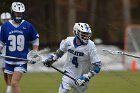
[102,49,123,55]
[27,50,42,63]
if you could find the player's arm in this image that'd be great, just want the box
[43,49,64,67]
[27,38,40,64]
[32,38,39,50]
[85,61,101,77]
[43,38,67,67]
[88,44,101,77]
[76,44,101,86]
[76,61,101,86]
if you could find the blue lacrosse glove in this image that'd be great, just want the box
[76,74,90,86]
[43,54,58,67]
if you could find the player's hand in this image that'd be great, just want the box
[43,54,57,67]
[76,74,90,86]
[27,50,42,64]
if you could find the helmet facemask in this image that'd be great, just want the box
[12,11,24,24]
[76,29,91,44]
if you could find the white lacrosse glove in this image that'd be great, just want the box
[43,54,58,67]
[76,74,91,86]
[27,50,42,64]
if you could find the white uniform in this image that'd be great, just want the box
[0,26,6,69]
[58,37,101,93]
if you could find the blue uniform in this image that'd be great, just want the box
[0,20,39,73]
[0,20,39,62]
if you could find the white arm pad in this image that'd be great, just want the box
[31,38,39,46]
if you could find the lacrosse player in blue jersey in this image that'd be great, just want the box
[0,12,12,93]
[43,22,102,93]
[0,2,40,93]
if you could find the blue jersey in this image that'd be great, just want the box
[0,20,39,61]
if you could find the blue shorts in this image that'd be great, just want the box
[4,63,27,74]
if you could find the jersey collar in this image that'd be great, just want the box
[9,20,25,28]
[73,37,82,48]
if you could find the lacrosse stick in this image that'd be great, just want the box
[102,49,140,59]
[0,55,30,61]
[0,48,49,61]
[0,54,41,64]
[47,65,86,86]
[0,49,45,63]
[49,65,76,82]
[1,54,76,82]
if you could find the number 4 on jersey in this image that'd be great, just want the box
[72,56,78,68]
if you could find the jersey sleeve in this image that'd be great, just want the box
[29,24,39,42]
[89,43,101,64]
[59,38,68,52]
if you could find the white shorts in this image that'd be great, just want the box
[58,75,89,93]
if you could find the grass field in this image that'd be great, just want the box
[0,71,140,93]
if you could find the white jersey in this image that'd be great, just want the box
[60,37,101,79]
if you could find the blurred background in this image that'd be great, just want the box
[1,0,140,49]
[0,0,140,93]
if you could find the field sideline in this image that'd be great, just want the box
[0,71,140,93]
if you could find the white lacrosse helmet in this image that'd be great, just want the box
[73,22,92,44]
[11,2,25,12]
[11,2,25,23]
[0,12,11,24]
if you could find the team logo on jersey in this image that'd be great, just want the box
[23,27,26,29]
[9,30,23,34]
[68,49,84,56]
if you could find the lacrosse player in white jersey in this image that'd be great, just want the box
[0,12,12,93]
[43,22,101,93]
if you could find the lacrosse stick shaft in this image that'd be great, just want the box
[50,65,76,81]
[123,53,140,59]
[0,49,46,62]
[102,49,140,59]
[0,55,30,61]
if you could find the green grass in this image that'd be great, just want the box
[0,71,140,93]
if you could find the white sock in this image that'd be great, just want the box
[6,85,12,93]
